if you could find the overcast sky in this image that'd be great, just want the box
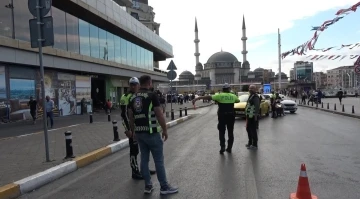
[149,0,360,77]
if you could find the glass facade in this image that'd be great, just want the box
[296,67,313,81]
[0,0,154,71]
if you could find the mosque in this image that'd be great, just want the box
[159,16,287,93]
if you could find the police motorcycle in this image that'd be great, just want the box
[274,98,285,118]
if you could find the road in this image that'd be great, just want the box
[19,106,360,199]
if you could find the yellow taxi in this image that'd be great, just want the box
[234,93,270,118]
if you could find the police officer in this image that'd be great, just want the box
[120,77,155,180]
[127,75,178,195]
[245,85,260,150]
[192,83,240,154]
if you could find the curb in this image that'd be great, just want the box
[0,115,194,199]
[298,104,360,119]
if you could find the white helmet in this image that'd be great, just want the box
[129,77,139,85]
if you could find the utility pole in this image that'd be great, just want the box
[278,28,282,90]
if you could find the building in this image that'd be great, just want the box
[169,16,266,92]
[294,61,313,82]
[326,66,357,88]
[313,72,327,89]
[290,69,295,81]
[0,0,172,121]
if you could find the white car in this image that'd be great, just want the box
[281,99,297,113]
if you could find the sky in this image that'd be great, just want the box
[149,0,360,78]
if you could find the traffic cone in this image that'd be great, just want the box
[290,164,318,199]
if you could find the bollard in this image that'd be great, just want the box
[352,105,355,114]
[166,111,169,118]
[108,111,111,122]
[171,109,174,120]
[112,120,120,141]
[179,108,183,117]
[334,103,336,111]
[64,131,75,159]
[342,104,345,112]
[321,102,323,108]
[316,102,318,108]
[89,112,93,123]
[327,103,329,109]
[185,107,188,116]
[311,101,313,106]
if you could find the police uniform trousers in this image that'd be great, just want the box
[217,112,235,149]
[129,137,140,174]
[246,117,258,147]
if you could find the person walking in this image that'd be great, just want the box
[245,85,260,150]
[45,96,54,128]
[192,83,239,154]
[120,77,156,180]
[337,89,344,104]
[270,91,276,118]
[128,75,178,195]
[28,96,37,124]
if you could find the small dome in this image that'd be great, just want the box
[207,51,238,63]
[242,60,250,68]
[275,72,287,77]
[254,68,264,72]
[196,62,203,71]
[179,70,194,76]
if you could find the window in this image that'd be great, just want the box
[66,13,79,53]
[0,66,7,99]
[132,43,137,67]
[141,48,145,69]
[52,7,67,51]
[89,24,100,59]
[130,12,139,20]
[120,38,127,64]
[127,41,132,66]
[107,32,115,61]
[78,19,90,56]
[137,45,141,68]
[0,1,13,38]
[99,28,107,60]
[14,0,34,41]
[114,36,121,63]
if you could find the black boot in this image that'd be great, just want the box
[219,146,225,154]
[150,170,156,175]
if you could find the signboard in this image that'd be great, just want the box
[167,60,177,70]
[29,16,54,48]
[263,84,271,94]
[355,65,360,74]
[28,0,52,17]
[167,70,177,81]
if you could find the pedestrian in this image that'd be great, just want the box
[120,77,156,180]
[192,83,239,154]
[270,91,276,118]
[28,96,37,124]
[128,75,178,195]
[45,96,54,128]
[106,99,112,113]
[337,89,343,104]
[245,85,260,150]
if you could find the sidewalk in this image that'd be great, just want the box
[0,101,211,139]
[292,97,360,118]
[0,101,212,187]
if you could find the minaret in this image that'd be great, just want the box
[194,18,200,66]
[241,15,248,63]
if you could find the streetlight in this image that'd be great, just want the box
[4,0,15,39]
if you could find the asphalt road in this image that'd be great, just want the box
[19,106,360,199]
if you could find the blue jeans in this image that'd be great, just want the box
[136,132,168,187]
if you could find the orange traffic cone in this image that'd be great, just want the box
[290,164,318,199]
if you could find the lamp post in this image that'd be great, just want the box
[4,0,15,39]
